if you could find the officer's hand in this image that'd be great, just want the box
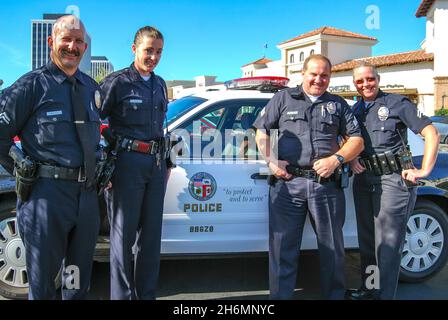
[350,157,366,174]
[268,160,292,180]
[106,181,112,190]
[313,156,340,178]
[401,168,428,184]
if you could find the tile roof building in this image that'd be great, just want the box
[240,1,448,115]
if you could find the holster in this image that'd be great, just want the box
[15,171,37,202]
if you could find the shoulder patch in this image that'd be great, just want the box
[0,112,11,124]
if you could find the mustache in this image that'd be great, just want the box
[61,49,80,57]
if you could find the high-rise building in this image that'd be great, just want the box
[91,56,114,81]
[31,13,91,74]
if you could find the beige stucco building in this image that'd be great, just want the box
[240,0,448,116]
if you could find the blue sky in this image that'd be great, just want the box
[0,0,426,88]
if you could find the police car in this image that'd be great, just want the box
[0,76,447,299]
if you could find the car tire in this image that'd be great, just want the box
[0,199,62,300]
[0,199,28,299]
[399,199,448,283]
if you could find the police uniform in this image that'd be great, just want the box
[0,61,101,299]
[100,63,168,300]
[253,86,362,299]
[351,90,431,299]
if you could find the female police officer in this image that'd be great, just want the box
[346,62,439,300]
[100,26,169,300]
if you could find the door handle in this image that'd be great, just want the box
[251,173,268,180]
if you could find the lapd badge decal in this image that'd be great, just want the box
[188,172,217,201]
[378,106,389,121]
[94,90,102,109]
[326,102,336,115]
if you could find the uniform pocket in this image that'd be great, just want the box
[282,109,308,135]
[37,110,73,145]
[121,99,148,125]
[320,114,340,134]
[372,120,396,147]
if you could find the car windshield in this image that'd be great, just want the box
[166,96,207,126]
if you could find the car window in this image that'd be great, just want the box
[222,104,262,160]
[167,96,207,126]
[176,99,269,160]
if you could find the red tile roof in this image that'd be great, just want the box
[331,50,434,72]
[241,57,273,68]
[416,0,435,17]
[278,26,377,45]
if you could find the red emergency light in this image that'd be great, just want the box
[225,76,290,91]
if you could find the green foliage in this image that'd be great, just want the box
[435,109,448,117]
[94,67,109,84]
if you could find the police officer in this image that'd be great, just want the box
[254,54,364,300]
[0,15,101,299]
[100,26,170,300]
[345,62,439,300]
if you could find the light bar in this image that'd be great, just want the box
[225,76,290,91]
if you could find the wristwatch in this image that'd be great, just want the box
[334,153,345,165]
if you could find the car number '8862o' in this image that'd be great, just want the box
[190,226,214,233]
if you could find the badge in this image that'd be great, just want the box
[377,106,389,121]
[94,90,102,109]
[326,102,336,115]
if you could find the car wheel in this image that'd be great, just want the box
[400,200,448,283]
[443,136,448,145]
[0,199,28,299]
[0,199,62,299]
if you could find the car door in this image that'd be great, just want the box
[161,99,271,254]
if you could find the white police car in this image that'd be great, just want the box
[0,77,447,299]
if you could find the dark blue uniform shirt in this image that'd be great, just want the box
[99,63,168,141]
[352,90,431,157]
[0,62,101,175]
[253,86,361,167]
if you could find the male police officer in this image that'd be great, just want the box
[254,54,364,299]
[0,15,101,299]
[345,63,439,300]
[100,26,169,300]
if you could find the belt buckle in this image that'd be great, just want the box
[78,167,87,182]
[303,170,316,180]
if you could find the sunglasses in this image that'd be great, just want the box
[354,77,377,85]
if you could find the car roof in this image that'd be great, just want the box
[191,89,276,101]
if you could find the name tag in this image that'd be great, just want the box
[46,110,63,116]
[286,111,298,115]
[130,99,143,104]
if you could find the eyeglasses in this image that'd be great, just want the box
[354,77,377,85]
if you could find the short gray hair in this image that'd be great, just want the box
[52,15,86,39]
[352,61,379,78]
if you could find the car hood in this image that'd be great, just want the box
[413,152,448,190]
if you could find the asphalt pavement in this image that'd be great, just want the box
[84,251,448,300]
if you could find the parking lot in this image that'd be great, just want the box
[80,251,448,300]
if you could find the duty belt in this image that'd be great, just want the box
[285,165,337,183]
[120,137,163,155]
[38,164,87,182]
[359,150,408,176]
